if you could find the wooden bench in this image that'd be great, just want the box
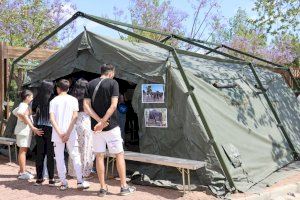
[0,137,17,163]
[105,151,206,194]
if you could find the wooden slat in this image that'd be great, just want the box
[6,46,57,61]
[107,151,206,170]
[0,137,16,145]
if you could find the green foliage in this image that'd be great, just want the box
[251,0,300,36]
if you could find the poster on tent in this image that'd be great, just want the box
[142,84,165,103]
[144,108,168,128]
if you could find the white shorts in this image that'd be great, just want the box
[16,134,32,148]
[93,126,123,154]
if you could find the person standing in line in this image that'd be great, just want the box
[49,79,89,190]
[13,89,43,180]
[68,78,95,178]
[31,80,57,186]
[84,64,136,197]
[117,94,127,142]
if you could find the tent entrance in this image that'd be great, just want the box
[115,78,140,152]
[61,72,141,152]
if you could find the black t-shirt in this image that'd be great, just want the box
[85,78,119,131]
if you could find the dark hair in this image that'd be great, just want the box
[70,78,88,112]
[32,80,54,125]
[35,80,54,105]
[20,89,33,101]
[56,79,70,91]
[101,64,115,75]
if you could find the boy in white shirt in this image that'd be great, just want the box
[49,79,89,190]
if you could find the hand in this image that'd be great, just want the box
[62,134,70,143]
[94,119,108,132]
[32,127,44,136]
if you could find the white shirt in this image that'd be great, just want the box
[49,94,79,143]
[298,95,300,102]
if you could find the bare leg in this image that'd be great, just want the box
[18,147,28,173]
[96,153,106,188]
[115,152,127,187]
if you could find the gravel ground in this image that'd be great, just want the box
[0,155,216,200]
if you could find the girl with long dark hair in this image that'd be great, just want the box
[32,80,56,186]
[68,78,94,178]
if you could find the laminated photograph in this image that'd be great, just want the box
[142,84,164,103]
[144,108,167,128]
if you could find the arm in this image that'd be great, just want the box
[83,98,102,123]
[50,112,64,139]
[102,97,118,122]
[17,113,43,136]
[65,111,78,138]
[94,97,118,131]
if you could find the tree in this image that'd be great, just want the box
[0,0,76,101]
[251,0,300,36]
[113,0,188,46]
[0,0,77,49]
[210,8,298,66]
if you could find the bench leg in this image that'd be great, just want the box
[111,158,115,177]
[106,157,109,179]
[187,169,191,191]
[181,168,186,194]
[8,145,11,163]
[15,144,18,163]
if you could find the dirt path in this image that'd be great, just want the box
[0,155,216,200]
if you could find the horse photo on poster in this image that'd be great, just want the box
[142,84,164,103]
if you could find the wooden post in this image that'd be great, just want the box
[0,42,6,121]
[4,60,9,119]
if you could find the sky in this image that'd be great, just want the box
[63,0,256,44]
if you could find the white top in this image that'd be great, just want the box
[297,95,300,102]
[49,94,79,143]
[13,102,29,119]
[13,102,32,136]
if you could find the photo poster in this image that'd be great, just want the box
[144,108,168,128]
[142,84,165,103]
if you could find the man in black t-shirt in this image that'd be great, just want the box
[83,64,135,197]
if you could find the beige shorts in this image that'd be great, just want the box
[16,134,32,148]
[93,126,123,154]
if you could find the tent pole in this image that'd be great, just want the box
[95,14,293,72]
[160,35,172,43]
[82,12,236,191]
[171,49,236,190]
[85,14,170,37]
[220,45,299,90]
[7,11,81,101]
[248,63,298,158]
[172,35,241,61]
[205,46,222,55]
[82,14,173,50]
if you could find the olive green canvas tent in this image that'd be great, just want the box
[4,12,300,196]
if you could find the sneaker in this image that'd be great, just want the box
[77,181,90,190]
[59,182,68,191]
[120,185,136,196]
[49,179,59,187]
[34,179,44,186]
[18,172,34,180]
[98,188,108,197]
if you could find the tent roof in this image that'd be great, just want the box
[27,30,259,86]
